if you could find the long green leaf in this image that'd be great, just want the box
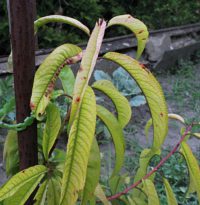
[30,44,82,119]
[107,14,149,59]
[103,52,168,150]
[42,103,61,160]
[34,15,90,36]
[81,138,101,205]
[69,19,106,128]
[0,165,47,201]
[97,105,125,177]
[33,180,48,205]
[60,87,96,205]
[92,80,131,128]
[180,142,200,202]
[47,177,61,205]
[3,175,45,205]
[143,179,160,205]
[163,178,178,205]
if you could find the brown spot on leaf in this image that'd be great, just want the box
[142,38,146,41]
[75,97,81,103]
[138,30,144,34]
[78,66,84,72]
[30,102,35,110]
[160,112,164,117]
[128,15,131,19]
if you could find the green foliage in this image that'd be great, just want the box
[0,14,200,205]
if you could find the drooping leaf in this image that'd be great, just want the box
[81,138,101,205]
[30,44,82,119]
[42,103,61,160]
[94,184,111,205]
[3,175,45,205]
[97,105,125,177]
[59,66,75,96]
[60,87,96,205]
[34,15,90,35]
[163,178,178,205]
[93,80,131,128]
[104,52,168,150]
[47,177,61,205]
[107,15,149,59]
[3,130,19,176]
[69,19,106,128]
[143,179,160,205]
[33,180,48,205]
[0,165,47,201]
[180,142,200,201]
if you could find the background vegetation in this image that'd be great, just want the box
[0,0,200,55]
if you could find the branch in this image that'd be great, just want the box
[107,125,193,201]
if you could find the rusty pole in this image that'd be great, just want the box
[8,1,38,203]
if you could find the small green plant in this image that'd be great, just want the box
[0,14,200,205]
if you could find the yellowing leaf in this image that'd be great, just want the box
[69,19,106,128]
[42,103,61,160]
[103,52,168,150]
[143,179,160,205]
[34,15,90,36]
[0,165,47,201]
[168,113,185,124]
[33,180,48,205]
[163,178,178,205]
[180,142,200,202]
[94,184,111,205]
[92,80,132,128]
[107,14,149,59]
[81,138,101,205]
[30,44,82,119]
[60,87,96,205]
[3,175,45,205]
[97,105,125,177]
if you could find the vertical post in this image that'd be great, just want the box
[8,1,38,203]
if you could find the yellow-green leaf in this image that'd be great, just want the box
[33,180,48,205]
[163,178,178,205]
[60,87,96,205]
[0,165,47,201]
[94,184,111,205]
[42,103,61,160]
[30,44,82,119]
[3,175,45,205]
[69,19,106,128]
[97,105,125,177]
[168,113,185,124]
[34,15,90,36]
[103,52,168,150]
[81,138,101,205]
[107,15,149,59]
[47,177,61,205]
[92,80,131,128]
[180,142,200,202]
[143,179,160,205]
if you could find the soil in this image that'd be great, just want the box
[0,63,199,186]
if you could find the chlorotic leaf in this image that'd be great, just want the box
[107,14,149,59]
[47,177,61,205]
[3,175,45,205]
[163,178,178,205]
[104,52,168,150]
[34,15,90,35]
[97,105,125,177]
[42,103,61,160]
[33,180,48,205]
[69,19,106,128]
[143,179,160,205]
[168,113,185,124]
[180,142,200,201]
[94,184,111,205]
[3,130,19,176]
[59,66,75,96]
[30,44,82,119]
[81,138,101,205]
[60,87,96,205]
[92,80,132,128]
[0,165,47,201]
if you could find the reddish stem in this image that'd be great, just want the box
[107,125,193,201]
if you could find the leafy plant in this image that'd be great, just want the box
[0,14,200,205]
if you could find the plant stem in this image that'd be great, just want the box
[107,125,193,201]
